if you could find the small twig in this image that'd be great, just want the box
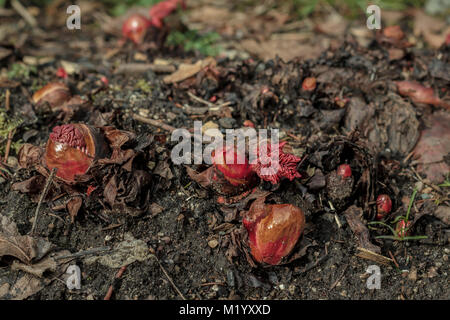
[330,264,349,290]
[104,265,129,300]
[4,129,15,163]
[114,63,175,75]
[388,250,400,269]
[131,113,177,132]
[5,89,10,111]
[200,282,225,287]
[101,223,124,231]
[151,254,186,300]
[30,168,57,235]
[11,0,38,27]
[187,92,215,108]
[54,246,112,260]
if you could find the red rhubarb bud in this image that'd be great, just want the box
[213,145,256,187]
[56,67,68,79]
[302,77,316,91]
[396,220,412,238]
[376,194,392,220]
[122,13,151,44]
[337,164,352,179]
[45,124,109,183]
[243,197,305,265]
[250,141,301,185]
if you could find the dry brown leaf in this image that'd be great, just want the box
[163,57,216,84]
[66,197,83,222]
[240,38,325,62]
[343,206,381,254]
[434,206,450,225]
[1,250,71,300]
[413,111,450,183]
[314,13,347,37]
[0,213,53,264]
[413,10,450,48]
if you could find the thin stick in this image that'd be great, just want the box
[152,254,186,300]
[330,264,349,290]
[131,113,177,132]
[388,250,400,269]
[30,168,57,235]
[187,92,215,108]
[104,265,128,300]
[5,89,10,111]
[11,0,38,27]
[3,129,14,163]
[114,63,175,75]
[54,246,111,260]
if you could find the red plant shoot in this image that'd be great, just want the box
[149,0,186,28]
[56,67,68,79]
[213,145,255,187]
[45,124,108,183]
[243,197,305,265]
[376,194,392,220]
[250,141,301,184]
[396,219,412,238]
[302,77,316,91]
[337,164,352,179]
[122,13,151,44]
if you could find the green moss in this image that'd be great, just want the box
[0,109,23,155]
[7,63,37,81]
[166,30,221,57]
[136,79,153,94]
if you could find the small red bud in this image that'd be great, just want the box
[337,164,352,179]
[302,77,316,91]
[56,67,68,79]
[86,185,97,197]
[122,14,151,44]
[100,76,109,86]
[213,145,255,187]
[376,194,392,220]
[243,120,255,128]
[396,220,412,238]
[382,25,404,41]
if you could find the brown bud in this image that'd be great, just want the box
[32,83,71,110]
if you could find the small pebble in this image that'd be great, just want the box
[208,239,219,249]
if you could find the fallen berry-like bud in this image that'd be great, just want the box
[301,77,316,91]
[337,164,352,179]
[376,194,392,220]
[396,219,412,238]
[45,124,109,183]
[32,82,71,110]
[243,197,305,265]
